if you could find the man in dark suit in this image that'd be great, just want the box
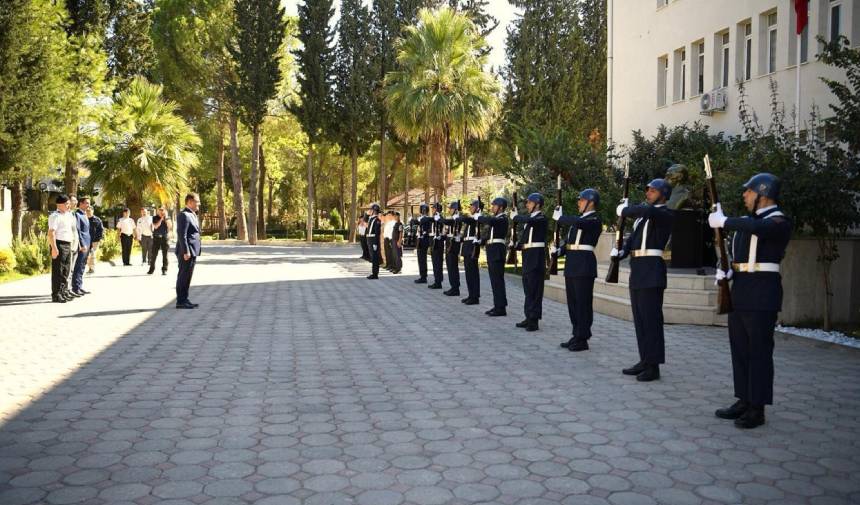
[428,203,445,289]
[512,193,548,332]
[552,189,602,351]
[709,173,792,429]
[612,179,675,381]
[477,197,509,316]
[366,203,382,279]
[175,193,202,309]
[415,204,432,284]
[71,197,92,296]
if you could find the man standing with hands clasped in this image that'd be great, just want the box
[708,173,791,429]
[175,193,202,309]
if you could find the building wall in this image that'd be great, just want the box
[608,0,859,148]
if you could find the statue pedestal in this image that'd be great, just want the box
[670,209,712,269]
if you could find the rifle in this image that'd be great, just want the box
[605,161,630,284]
[549,175,562,275]
[704,155,733,314]
[506,192,519,267]
[471,196,482,260]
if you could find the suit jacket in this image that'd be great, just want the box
[75,209,91,248]
[176,207,202,258]
[620,204,674,289]
[477,213,509,263]
[458,215,479,258]
[513,212,547,274]
[726,206,792,312]
[417,215,433,249]
[558,211,602,278]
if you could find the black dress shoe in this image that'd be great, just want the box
[569,340,589,352]
[715,400,749,420]
[414,278,427,284]
[525,320,539,332]
[516,319,530,328]
[52,297,67,303]
[72,290,86,296]
[79,289,91,294]
[636,365,660,382]
[735,406,765,429]
[175,302,196,309]
[560,337,575,349]
[162,271,167,276]
[147,270,154,275]
[622,361,647,376]
[367,274,378,279]
[187,302,200,308]
[461,297,469,303]
[486,308,506,316]
[428,283,442,289]
[464,298,479,305]
[444,289,459,296]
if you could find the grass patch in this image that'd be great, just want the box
[0,271,30,284]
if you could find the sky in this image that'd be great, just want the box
[281,0,521,71]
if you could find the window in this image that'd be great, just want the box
[743,22,753,81]
[673,47,687,101]
[721,32,730,86]
[657,56,668,107]
[767,12,778,73]
[830,1,842,42]
[695,41,705,95]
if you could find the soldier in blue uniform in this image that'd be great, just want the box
[428,203,445,289]
[708,173,792,429]
[366,203,382,279]
[478,197,509,316]
[552,188,602,351]
[441,201,462,297]
[512,193,548,332]
[612,179,675,381]
[458,199,483,305]
[415,203,432,284]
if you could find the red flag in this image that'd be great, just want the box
[795,0,809,34]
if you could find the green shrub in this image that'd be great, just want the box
[98,232,120,262]
[12,232,48,275]
[0,249,16,274]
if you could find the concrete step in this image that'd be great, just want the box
[549,275,717,307]
[594,262,719,291]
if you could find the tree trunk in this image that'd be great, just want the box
[349,144,358,242]
[228,114,247,241]
[10,179,24,240]
[64,144,78,197]
[258,142,266,240]
[127,191,143,221]
[424,144,430,203]
[339,161,345,231]
[430,134,446,199]
[306,144,314,243]
[462,134,469,197]
[267,176,273,224]
[247,124,260,245]
[216,121,227,240]
[379,127,387,207]
[403,157,409,217]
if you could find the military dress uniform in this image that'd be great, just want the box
[711,173,792,429]
[477,201,509,316]
[617,181,675,381]
[441,203,462,296]
[415,205,432,283]
[513,196,548,331]
[557,203,602,350]
[391,216,404,273]
[366,207,382,279]
[359,214,370,261]
[458,204,482,305]
[429,204,445,289]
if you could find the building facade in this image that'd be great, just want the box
[607,0,859,147]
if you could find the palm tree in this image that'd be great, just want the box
[385,7,500,198]
[88,77,201,215]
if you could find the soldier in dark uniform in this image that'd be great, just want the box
[478,197,509,316]
[429,202,445,289]
[458,199,483,305]
[612,179,675,381]
[552,188,602,351]
[441,201,462,297]
[383,211,394,272]
[391,211,404,274]
[415,203,432,283]
[359,212,370,261]
[512,193,548,332]
[708,173,792,429]
[366,203,382,279]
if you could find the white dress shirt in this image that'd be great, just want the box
[118,217,136,235]
[48,211,75,242]
[137,215,153,237]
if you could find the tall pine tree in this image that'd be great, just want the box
[291,0,335,242]
[371,0,398,205]
[334,0,376,241]
[228,0,286,244]
[106,0,155,91]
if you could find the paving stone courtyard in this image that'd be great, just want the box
[0,243,858,505]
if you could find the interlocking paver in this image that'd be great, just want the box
[1,243,859,504]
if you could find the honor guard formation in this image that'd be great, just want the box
[357,171,791,429]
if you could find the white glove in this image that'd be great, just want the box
[453,213,460,220]
[551,246,560,255]
[610,247,619,258]
[552,206,562,221]
[714,268,733,285]
[615,198,629,217]
[509,210,516,219]
[708,203,727,228]
[434,214,440,222]
[372,245,378,251]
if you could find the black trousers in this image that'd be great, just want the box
[417,245,428,279]
[463,255,480,299]
[51,241,71,297]
[431,241,444,284]
[445,244,460,289]
[120,233,133,265]
[391,242,402,271]
[370,241,380,276]
[487,258,507,309]
[565,276,595,341]
[149,235,169,272]
[728,310,777,406]
[360,236,370,260]
[383,238,392,268]
[522,267,545,320]
[175,255,196,303]
[630,287,665,364]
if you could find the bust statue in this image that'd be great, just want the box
[665,163,692,210]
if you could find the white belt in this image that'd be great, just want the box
[733,262,780,273]
[488,238,506,244]
[454,237,461,242]
[464,236,476,240]
[366,234,376,238]
[632,249,671,259]
[566,244,595,251]
[522,242,545,249]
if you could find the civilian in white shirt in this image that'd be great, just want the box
[48,195,75,303]
[137,208,153,266]
[117,208,136,266]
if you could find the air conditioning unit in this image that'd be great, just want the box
[699,87,728,115]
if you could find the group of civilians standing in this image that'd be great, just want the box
[47,193,202,308]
